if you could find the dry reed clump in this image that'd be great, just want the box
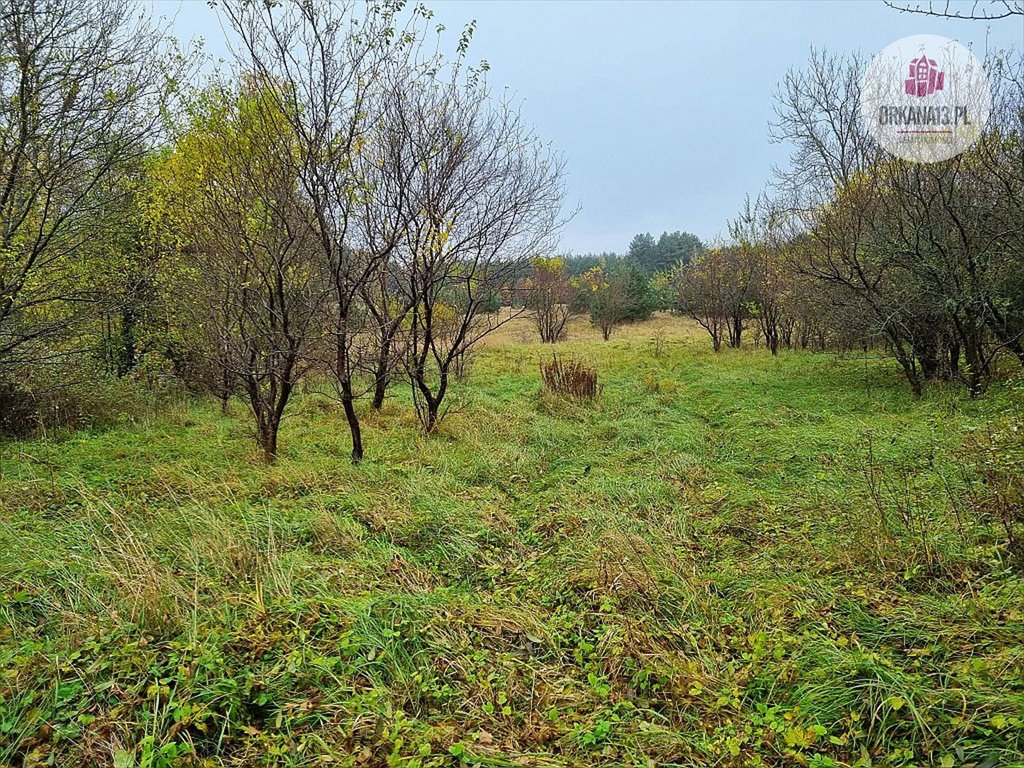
[539,355,602,399]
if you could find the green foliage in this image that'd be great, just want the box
[578,259,658,339]
[628,230,703,274]
[616,260,659,321]
[561,252,619,276]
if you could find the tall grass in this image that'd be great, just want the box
[1,316,1021,767]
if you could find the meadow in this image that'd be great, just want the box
[1,315,1022,768]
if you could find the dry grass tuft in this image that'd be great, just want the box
[539,355,602,399]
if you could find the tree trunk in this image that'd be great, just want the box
[728,314,743,348]
[219,364,232,414]
[952,314,988,397]
[261,423,278,463]
[901,363,923,397]
[340,378,364,463]
[254,407,279,463]
[411,366,448,433]
[370,335,391,410]
[914,327,940,380]
[983,298,1024,367]
[336,329,364,463]
[962,332,986,398]
[946,339,960,378]
[887,330,922,397]
[765,321,779,356]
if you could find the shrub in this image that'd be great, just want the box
[0,363,154,437]
[964,416,1024,566]
[540,355,602,399]
[526,256,579,343]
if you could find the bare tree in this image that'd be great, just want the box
[355,58,463,411]
[969,53,1024,365]
[676,258,725,350]
[865,57,1023,396]
[220,0,426,462]
[732,195,788,355]
[526,256,577,343]
[884,1,1023,20]
[674,246,751,352]
[396,78,567,431]
[767,46,1024,396]
[169,81,324,462]
[769,49,937,393]
[358,260,414,410]
[769,49,873,201]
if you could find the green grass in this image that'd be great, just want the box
[1,317,1022,767]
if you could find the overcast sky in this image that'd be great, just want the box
[151,0,1022,254]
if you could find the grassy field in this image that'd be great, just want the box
[1,314,1022,768]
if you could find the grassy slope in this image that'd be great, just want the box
[1,315,1022,768]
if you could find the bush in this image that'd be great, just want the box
[0,363,155,437]
[540,355,602,399]
[578,260,657,340]
[964,415,1024,566]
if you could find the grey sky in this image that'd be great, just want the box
[152,0,1022,254]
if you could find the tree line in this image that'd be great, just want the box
[556,230,703,277]
[0,0,566,460]
[671,48,1023,397]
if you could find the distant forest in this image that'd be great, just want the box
[564,230,703,275]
